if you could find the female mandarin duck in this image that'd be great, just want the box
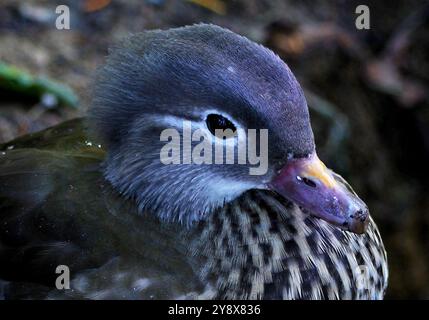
[0,24,387,299]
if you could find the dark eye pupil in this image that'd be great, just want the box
[206,114,236,136]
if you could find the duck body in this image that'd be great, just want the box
[0,119,387,299]
[0,24,388,299]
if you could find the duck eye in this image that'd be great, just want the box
[206,114,237,138]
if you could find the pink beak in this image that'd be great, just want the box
[268,153,369,234]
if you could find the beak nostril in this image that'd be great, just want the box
[350,209,368,222]
[297,176,317,188]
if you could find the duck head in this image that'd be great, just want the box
[89,24,369,234]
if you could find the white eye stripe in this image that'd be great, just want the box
[150,110,247,145]
[150,114,195,128]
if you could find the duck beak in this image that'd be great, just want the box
[268,153,369,234]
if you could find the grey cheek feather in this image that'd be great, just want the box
[104,146,257,226]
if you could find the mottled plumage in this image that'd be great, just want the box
[192,191,387,299]
[0,24,388,299]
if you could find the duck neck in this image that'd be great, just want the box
[188,189,306,299]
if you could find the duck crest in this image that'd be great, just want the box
[190,190,388,300]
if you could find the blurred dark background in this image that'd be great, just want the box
[0,0,428,299]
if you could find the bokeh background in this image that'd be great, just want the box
[0,0,428,299]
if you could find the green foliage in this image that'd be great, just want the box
[0,62,79,108]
